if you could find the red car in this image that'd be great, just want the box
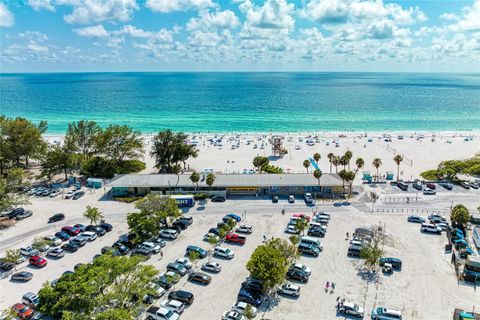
[292,213,311,222]
[12,303,33,319]
[61,226,81,236]
[29,255,47,268]
[426,183,436,190]
[225,233,246,245]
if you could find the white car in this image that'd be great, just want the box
[20,246,39,257]
[160,229,178,239]
[49,189,61,197]
[222,311,246,320]
[64,190,76,199]
[146,306,179,320]
[421,223,442,234]
[175,257,192,269]
[78,231,97,242]
[236,224,253,234]
[203,233,220,242]
[304,193,314,203]
[201,261,222,273]
[214,246,234,259]
[277,283,301,297]
[231,301,257,316]
[284,225,299,234]
[140,242,162,254]
[337,300,364,318]
[161,299,185,315]
[43,235,62,247]
[290,263,311,276]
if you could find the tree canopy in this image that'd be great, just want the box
[150,130,198,173]
[450,204,470,227]
[0,168,30,212]
[84,206,104,225]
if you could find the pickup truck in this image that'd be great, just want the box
[146,306,179,320]
[225,233,246,245]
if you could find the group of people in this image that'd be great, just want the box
[325,281,335,293]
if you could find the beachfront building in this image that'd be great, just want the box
[107,173,345,197]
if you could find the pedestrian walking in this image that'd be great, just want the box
[331,282,335,294]
[325,281,330,292]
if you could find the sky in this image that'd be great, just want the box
[0,0,479,73]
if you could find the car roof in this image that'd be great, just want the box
[23,292,37,299]
[168,299,183,307]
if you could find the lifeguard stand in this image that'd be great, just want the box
[270,135,287,157]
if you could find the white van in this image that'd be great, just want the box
[214,246,234,259]
[421,223,441,234]
[160,229,178,239]
[371,307,402,320]
[300,236,323,251]
[309,222,327,231]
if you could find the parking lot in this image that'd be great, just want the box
[1,190,479,319]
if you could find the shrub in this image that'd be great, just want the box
[114,196,143,203]
[194,193,208,200]
[419,169,439,180]
[81,157,146,178]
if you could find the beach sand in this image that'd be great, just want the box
[44,131,479,181]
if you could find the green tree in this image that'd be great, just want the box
[344,171,356,197]
[244,304,256,320]
[332,156,340,173]
[41,145,76,180]
[188,250,200,268]
[313,169,322,187]
[393,154,403,181]
[150,130,198,173]
[303,159,311,173]
[372,158,382,182]
[294,217,309,235]
[359,226,385,272]
[64,120,102,161]
[98,125,145,164]
[327,153,334,173]
[189,171,200,192]
[338,169,347,197]
[253,156,269,172]
[206,172,216,190]
[313,153,321,163]
[83,206,104,225]
[3,249,21,264]
[172,164,182,188]
[0,168,30,212]
[450,204,470,227]
[344,150,353,171]
[32,236,50,251]
[355,157,364,173]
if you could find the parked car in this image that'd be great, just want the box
[290,263,311,276]
[211,195,226,202]
[161,299,185,315]
[140,242,162,254]
[160,229,178,239]
[286,268,309,283]
[22,292,40,309]
[225,213,242,222]
[168,290,194,305]
[20,246,39,257]
[47,247,65,258]
[407,215,425,223]
[72,191,85,200]
[11,271,33,282]
[307,227,326,237]
[85,225,107,236]
[0,260,15,272]
[471,182,479,189]
[11,303,34,320]
[231,302,258,317]
[151,237,167,248]
[15,210,33,220]
[188,272,211,285]
[222,311,246,320]
[61,242,79,252]
[61,226,81,236]
[379,257,402,271]
[203,233,220,243]
[145,306,179,320]
[70,237,87,247]
[225,233,246,245]
[426,183,436,189]
[412,181,423,190]
[49,189,61,197]
[175,257,192,269]
[186,245,208,258]
[208,228,221,236]
[304,193,314,203]
[371,307,402,320]
[460,181,471,189]
[7,207,25,219]
[421,223,442,234]
[237,288,262,307]
[29,256,48,268]
[48,213,65,223]
[337,300,364,318]
[201,261,222,273]
[78,231,97,242]
[167,263,187,276]
[439,182,453,190]
[396,181,408,191]
[297,243,320,257]
[236,224,253,234]
[44,235,62,247]
[423,188,436,195]
[214,246,234,259]
[272,195,279,203]
[277,283,300,297]
[172,220,189,230]
[284,225,299,234]
[288,195,295,203]
[55,231,71,241]
[131,247,152,260]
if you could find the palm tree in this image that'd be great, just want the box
[313,153,321,164]
[344,151,353,171]
[189,171,200,192]
[355,157,364,173]
[372,158,382,182]
[340,155,348,170]
[313,169,322,188]
[332,156,340,173]
[303,159,311,173]
[327,153,334,173]
[344,171,356,197]
[338,169,347,198]
[206,172,216,190]
[393,155,403,181]
[172,164,182,187]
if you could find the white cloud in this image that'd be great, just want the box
[59,0,138,24]
[300,0,349,24]
[187,10,240,31]
[114,25,173,42]
[74,25,109,37]
[0,3,14,27]
[28,0,55,12]
[240,0,295,31]
[439,13,457,21]
[449,0,480,32]
[146,0,214,13]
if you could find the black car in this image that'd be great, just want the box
[307,227,326,237]
[407,215,425,223]
[11,271,33,282]
[412,182,423,191]
[48,213,65,223]
[272,195,279,203]
[131,248,152,260]
[15,210,33,220]
[237,288,262,307]
[70,238,87,247]
[172,220,189,230]
[62,242,79,252]
[188,272,211,285]
[155,275,173,290]
[85,225,107,236]
[439,182,453,190]
[72,191,85,200]
[168,290,194,305]
[286,269,309,283]
[241,278,263,294]
[211,195,226,202]
[208,228,220,236]
[179,216,193,225]
[379,257,402,271]
[0,260,15,272]
[112,242,131,254]
[98,223,113,232]
[73,224,87,232]
[7,207,25,219]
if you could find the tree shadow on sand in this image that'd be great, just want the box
[355,266,383,285]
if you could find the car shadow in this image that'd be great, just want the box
[335,311,363,319]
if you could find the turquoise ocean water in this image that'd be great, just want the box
[1,72,479,133]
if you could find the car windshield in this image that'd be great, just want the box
[165,309,174,317]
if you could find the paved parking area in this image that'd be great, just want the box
[1,193,479,319]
